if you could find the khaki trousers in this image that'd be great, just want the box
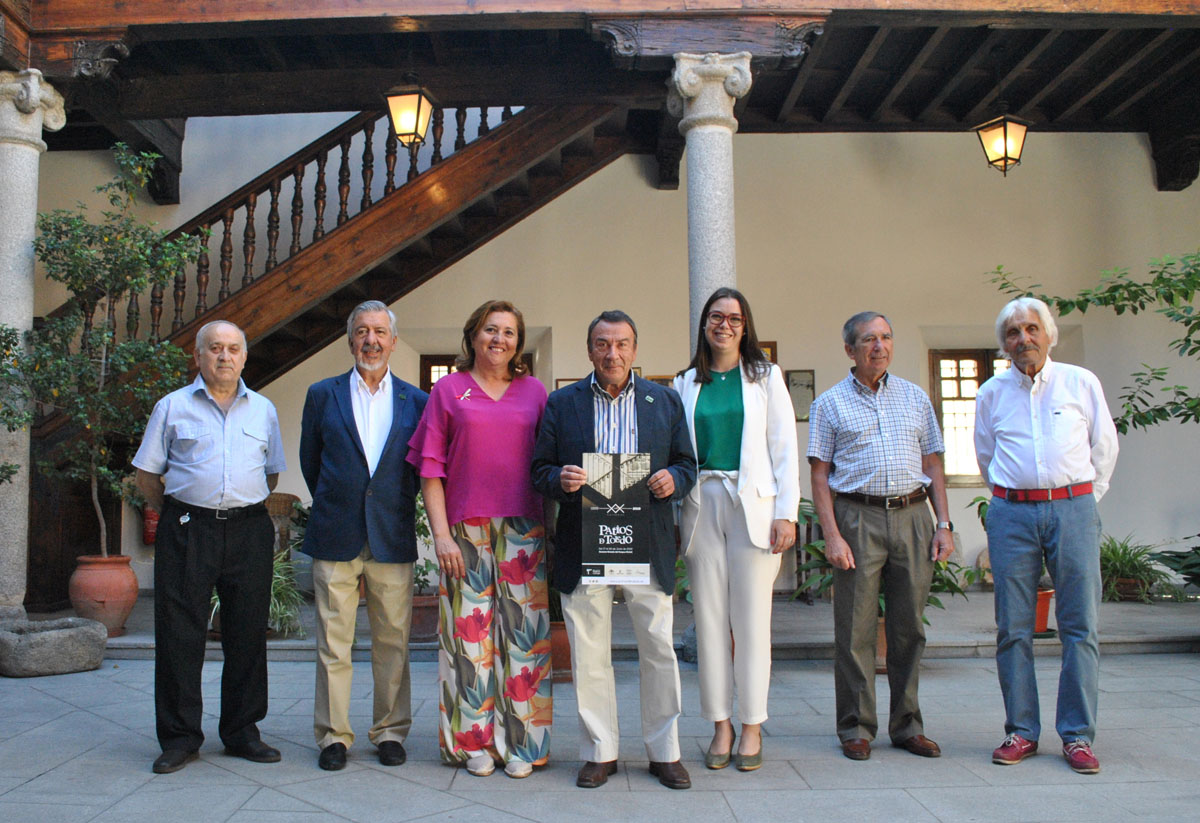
[312,548,413,749]
[832,496,933,744]
[562,572,682,763]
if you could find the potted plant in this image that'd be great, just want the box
[1151,537,1200,591]
[1100,533,1170,603]
[4,145,199,636]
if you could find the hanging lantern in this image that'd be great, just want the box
[385,82,437,148]
[973,114,1029,176]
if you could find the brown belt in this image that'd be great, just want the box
[992,483,1093,503]
[838,489,928,510]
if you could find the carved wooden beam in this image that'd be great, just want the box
[1,1,30,71]
[589,15,824,70]
[1150,88,1200,191]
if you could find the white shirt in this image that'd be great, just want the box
[351,368,393,477]
[974,357,1118,500]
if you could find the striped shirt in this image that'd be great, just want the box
[591,372,639,454]
[807,370,944,497]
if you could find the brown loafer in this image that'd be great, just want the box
[894,734,941,758]
[576,760,617,788]
[648,760,691,789]
[841,738,871,761]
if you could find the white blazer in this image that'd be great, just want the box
[674,363,801,550]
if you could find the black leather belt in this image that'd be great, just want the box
[164,496,267,521]
[838,489,928,510]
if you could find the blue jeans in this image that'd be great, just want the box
[986,494,1101,744]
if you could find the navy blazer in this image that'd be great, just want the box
[531,375,697,594]
[299,369,428,563]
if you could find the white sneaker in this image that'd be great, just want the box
[504,760,533,779]
[466,754,495,776]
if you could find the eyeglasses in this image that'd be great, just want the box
[707,311,744,329]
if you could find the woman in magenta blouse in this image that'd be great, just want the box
[407,299,550,779]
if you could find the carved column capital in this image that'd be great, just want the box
[667,52,752,135]
[0,70,66,151]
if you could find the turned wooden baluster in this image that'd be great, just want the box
[455,108,467,151]
[242,192,257,286]
[265,179,281,271]
[502,105,513,121]
[172,261,187,332]
[337,136,352,225]
[105,297,117,341]
[431,108,444,165]
[384,128,398,195]
[289,164,305,257]
[126,292,140,341]
[149,282,164,343]
[194,227,210,317]
[218,209,234,302]
[313,150,328,241]
[479,106,490,137]
[360,119,374,211]
[407,143,419,182]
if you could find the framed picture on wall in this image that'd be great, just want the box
[647,375,674,387]
[759,341,778,363]
[555,378,580,389]
[786,369,815,422]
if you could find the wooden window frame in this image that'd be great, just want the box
[928,348,1003,488]
[419,352,535,393]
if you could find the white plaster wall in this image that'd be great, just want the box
[36,118,1200,586]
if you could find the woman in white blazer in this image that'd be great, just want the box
[674,287,800,772]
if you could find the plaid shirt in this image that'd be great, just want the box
[807,370,943,496]
[591,372,639,454]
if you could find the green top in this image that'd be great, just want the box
[695,366,744,471]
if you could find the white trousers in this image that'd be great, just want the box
[561,573,681,762]
[685,476,781,724]
[312,547,413,749]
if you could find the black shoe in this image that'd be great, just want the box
[377,741,406,767]
[224,739,281,763]
[152,749,198,774]
[319,742,347,771]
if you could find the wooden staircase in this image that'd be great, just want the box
[94,103,651,388]
[27,102,656,609]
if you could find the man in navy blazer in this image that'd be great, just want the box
[299,301,428,771]
[532,310,697,790]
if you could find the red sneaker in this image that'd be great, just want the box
[1063,740,1100,774]
[992,733,1038,765]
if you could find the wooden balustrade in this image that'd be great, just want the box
[97,106,515,346]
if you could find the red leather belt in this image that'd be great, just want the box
[992,483,1093,503]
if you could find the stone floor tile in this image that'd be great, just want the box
[452,788,737,822]
[788,750,989,790]
[87,784,258,823]
[226,812,352,822]
[723,788,937,823]
[241,786,329,812]
[908,783,1142,822]
[0,800,105,822]
[277,767,470,821]
[2,754,154,805]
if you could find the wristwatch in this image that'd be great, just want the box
[936,521,954,531]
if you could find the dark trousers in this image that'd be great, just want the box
[154,498,274,753]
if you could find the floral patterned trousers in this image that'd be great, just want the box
[438,516,552,766]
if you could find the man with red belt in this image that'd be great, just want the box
[975,297,1118,775]
[808,311,954,762]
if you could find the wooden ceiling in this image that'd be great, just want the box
[6,2,1200,191]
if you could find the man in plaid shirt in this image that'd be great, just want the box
[807,311,954,762]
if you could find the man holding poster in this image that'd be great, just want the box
[532,310,697,790]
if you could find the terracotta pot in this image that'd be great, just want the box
[550,620,572,683]
[1113,578,1148,602]
[411,593,439,642]
[68,554,139,638]
[1035,587,1055,634]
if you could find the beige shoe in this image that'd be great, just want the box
[504,760,533,779]
[466,754,495,776]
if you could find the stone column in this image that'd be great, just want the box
[0,70,65,619]
[667,52,752,353]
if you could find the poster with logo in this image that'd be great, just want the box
[580,452,652,586]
